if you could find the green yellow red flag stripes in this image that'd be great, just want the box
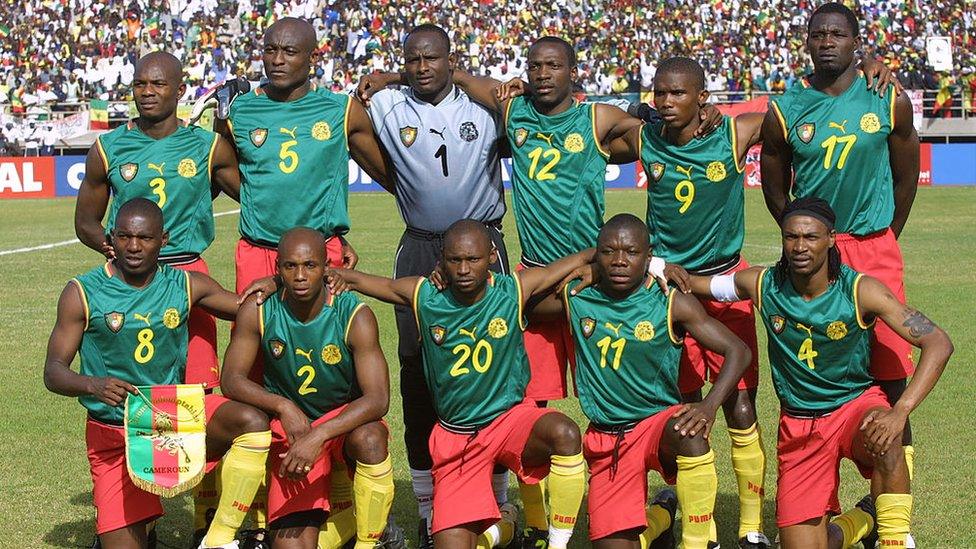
[124,384,207,497]
[90,99,109,129]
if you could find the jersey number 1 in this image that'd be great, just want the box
[434,144,449,177]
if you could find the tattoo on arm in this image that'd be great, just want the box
[903,308,936,338]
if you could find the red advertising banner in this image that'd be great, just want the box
[0,157,56,199]
[918,143,932,186]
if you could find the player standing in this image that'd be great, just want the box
[761,2,921,482]
[355,24,511,548]
[45,199,274,549]
[668,198,952,549]
[221,228,394,549]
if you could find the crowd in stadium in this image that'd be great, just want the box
[0,0,974,110]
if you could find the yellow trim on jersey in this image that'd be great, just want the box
[94,137,109,174]
[411,277,426,341]
[852,274,876,330]
[257,302,265,338]
[729,115,745,173]
[666,288,682,345]
[512,272,527,331]
[889,86,898,128]
[769,101,788,142]
[755,267,767,312]
[103,262,113,277]
[561,284,573,327]
[591,103,611,159]
[343,94,352,152]
[503,97,515,129]
[344,302,366,346]
[71,279,90,332]
[206,132,219,184]
[637,123,643,161]
[184,271,192,311]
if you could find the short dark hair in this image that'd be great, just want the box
[406,24,451,52]
[530,36,577,67]
[443,219,492,251]
[599,213,649,245]
[656,56,706,91]
[116,198,163,229]
[808,2,859,35]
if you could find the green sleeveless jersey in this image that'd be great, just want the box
[641,116,745,271]
[97,122,218,258]
[757,265,874,412]
[259,290,364,419]
[770,74,897,235]
[413,273,529,427]
[73,263,191,424]
[229,86,351,246]
[505,97,609,265]
[566,284,683,425]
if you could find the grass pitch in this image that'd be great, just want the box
[1,188,973,547]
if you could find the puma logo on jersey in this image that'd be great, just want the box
[280,126,298,139]
[828,120,848,133]
[458,326,478,342]
[675,164,693,179]
[536,132,554,147]
[295,348,313,362]
[429,127,446,141]
[134,313,152,326]
[795,322,814,338]
[147,163,165,175]
[604,322,622,337]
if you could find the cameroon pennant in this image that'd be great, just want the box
[124,384,207,496]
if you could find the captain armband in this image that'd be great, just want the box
[710,274,741,302]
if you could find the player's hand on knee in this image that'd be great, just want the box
[859,407,907,456]
[562,263,597,295]
[429,263,448,291]
[88,376,137,407]
[279,431,325,479]
[277,401,311,446]
[496,78,527,100]
[324,269,348,295]
[672,402,715,439]
[694,104,723,137]
[239,275,279,305]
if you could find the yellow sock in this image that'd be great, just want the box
[477,505,517,548]
[830,507,874,547]
[876,493,912,547]
[353,455,395,549]
[193,467,220,530]
[728,424,766,538]
[317,507,356,549]
[330,460,354,513]
[904,446,915,482]
[250,478,268,530]
[204,430,271,546]
[547,452,585,549]
[676,451,717,549]
[638,504,673,549]
[520,478,549,530]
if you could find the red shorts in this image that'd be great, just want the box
[678,260,760,394]
[267,404,364,524]
[835,229,914,380]
[583,406,682,540]
[173,258,219,389]
[86,394,229,534]
[235,237,344,383]
[517,263,575,401]
[775,386,891,528]
[429,403,556,534]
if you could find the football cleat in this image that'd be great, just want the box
[417,518,434,549]
[238,528,269,549]
[375,516,407,548]
[521,527,547,549]
[197,540,239,549]
[738,531,771,548]
[855,495,878,549]
[648,487,678,549]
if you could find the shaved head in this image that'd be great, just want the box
[266,17,317,52]
[405,24,451,53]
[279,227,327,260]
[117,198,164,234]
[599,214,649,249]
[443,219,492,253]
[134,51,183,84]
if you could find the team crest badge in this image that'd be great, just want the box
[312,121,332,141]
[105,312,125,333]
[120,163,138,182]
[564,133,585,153]
[634,321,655,342]
[269,339,285,359]
[650,162,665,182]
[459,121,479,142]
[250,128,268,147]
[771,315,786,334]
[162,308,180,329]
[399,126,418,147]
[321,344,342,365]
[860,113,881,134]
[177,158,197,178]
[797,123,815,144]
[580,317,596,339]
[705,161,726,182]
[430,325,446,346]
[514,128,528,148]
[487,317,508,339]
[826,321,848,341]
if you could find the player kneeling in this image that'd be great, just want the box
[537,214,751,549]
[44,199,274,549]
[331,220,592,549]
[221,228,394,549]
[666,198,952,549]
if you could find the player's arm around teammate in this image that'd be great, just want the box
[221,228,392,549]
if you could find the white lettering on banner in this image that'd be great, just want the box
[67,162,85,190]
[604,164,620,181]
[0,162,43,192]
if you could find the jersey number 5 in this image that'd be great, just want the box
[278,127,300,174]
